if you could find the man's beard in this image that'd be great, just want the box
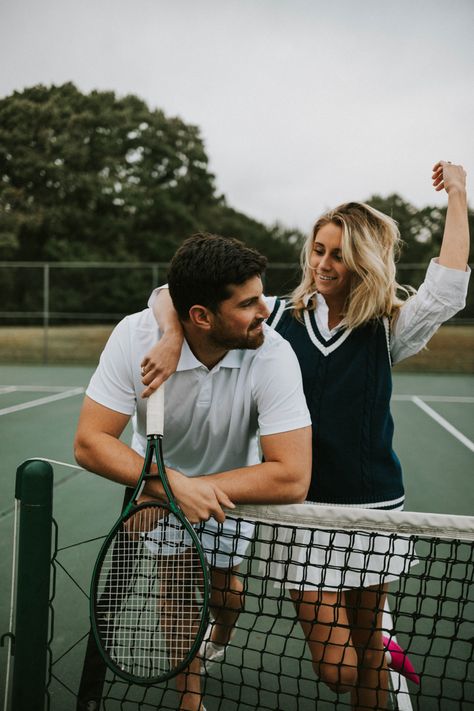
[209,319,265,351]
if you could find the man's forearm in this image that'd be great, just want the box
[74,428,234,522]
[75,395,311,521]
[203,426,312,504]
[75,431,153,489]
[206,461,308,504]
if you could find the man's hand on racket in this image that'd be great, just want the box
[144,468,235,524]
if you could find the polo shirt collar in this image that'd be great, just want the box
[176,338,245,372]
[304,291,346,334]
[303,290,324,308]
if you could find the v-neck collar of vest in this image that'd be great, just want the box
[304,309,353,356]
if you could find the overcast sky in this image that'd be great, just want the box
[1,0,472,232]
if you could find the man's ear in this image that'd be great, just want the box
[188,304,213,330]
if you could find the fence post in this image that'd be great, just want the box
[11,459,53,711]
[151,264,159,292]
[42,263,50,364]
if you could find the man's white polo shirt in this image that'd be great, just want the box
[86,308,310,478]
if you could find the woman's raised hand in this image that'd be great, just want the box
[432,161,466,194]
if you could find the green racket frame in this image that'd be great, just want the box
[89,388,210,685]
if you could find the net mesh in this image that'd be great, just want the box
[68,503,474,710]
[9,480,465,710]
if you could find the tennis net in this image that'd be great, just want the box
[86,502,474,711]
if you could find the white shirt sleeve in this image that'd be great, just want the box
[391,259,471,364]
[86,317,137,415]
[251,330,311,436]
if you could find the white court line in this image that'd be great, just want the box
[35,457,83,471]
[0,387,84,416]
[1,385,80,393]
[383,602,413,711]
[411,396,474,453]
[393,394,474,403]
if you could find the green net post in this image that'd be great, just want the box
[11,459,53,711]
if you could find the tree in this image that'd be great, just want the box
[0,84,470,319]
[367,193,436,264]
[0,83,305,318]
[0,83,218,262]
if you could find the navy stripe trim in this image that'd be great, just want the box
[266,298,286,328]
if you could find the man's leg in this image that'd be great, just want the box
[160,548,206,711]
[207,565,244,646]
[175,656,203,711]
[199,518,252,666]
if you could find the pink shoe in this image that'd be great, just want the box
[383,635,420,685]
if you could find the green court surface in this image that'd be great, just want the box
[0,365,473,709]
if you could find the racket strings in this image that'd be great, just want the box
[95,504,206,681]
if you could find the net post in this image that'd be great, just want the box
[11,459,53,711]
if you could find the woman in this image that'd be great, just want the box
[141,161,470,709]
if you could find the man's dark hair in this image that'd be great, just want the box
[168,232,267,320]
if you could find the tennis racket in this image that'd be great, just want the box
[90,385,210,685]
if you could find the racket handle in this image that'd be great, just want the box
[146,385,164,436]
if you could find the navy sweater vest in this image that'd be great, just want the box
[269,300,404,510]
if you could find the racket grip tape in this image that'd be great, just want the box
[146,385,165,436]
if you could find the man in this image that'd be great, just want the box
[75,233,312,711]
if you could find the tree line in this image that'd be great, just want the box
[0,83,471,320]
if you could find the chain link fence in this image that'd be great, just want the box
[0,261,472,364]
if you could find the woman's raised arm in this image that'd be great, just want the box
[432,160,469,270]
[140,288,184,397]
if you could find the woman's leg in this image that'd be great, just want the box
[290,588,359,694]
[346,584,389,711]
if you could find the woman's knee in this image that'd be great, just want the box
[357,644,386,673]
[316,660,358,694]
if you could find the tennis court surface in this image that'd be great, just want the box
[1,365,473,710]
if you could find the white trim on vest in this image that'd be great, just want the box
[307,494,405,510]
[303,310,353,356]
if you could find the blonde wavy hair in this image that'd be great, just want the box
[291,202,413,329]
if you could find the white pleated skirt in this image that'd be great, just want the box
[260,524,417,591]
